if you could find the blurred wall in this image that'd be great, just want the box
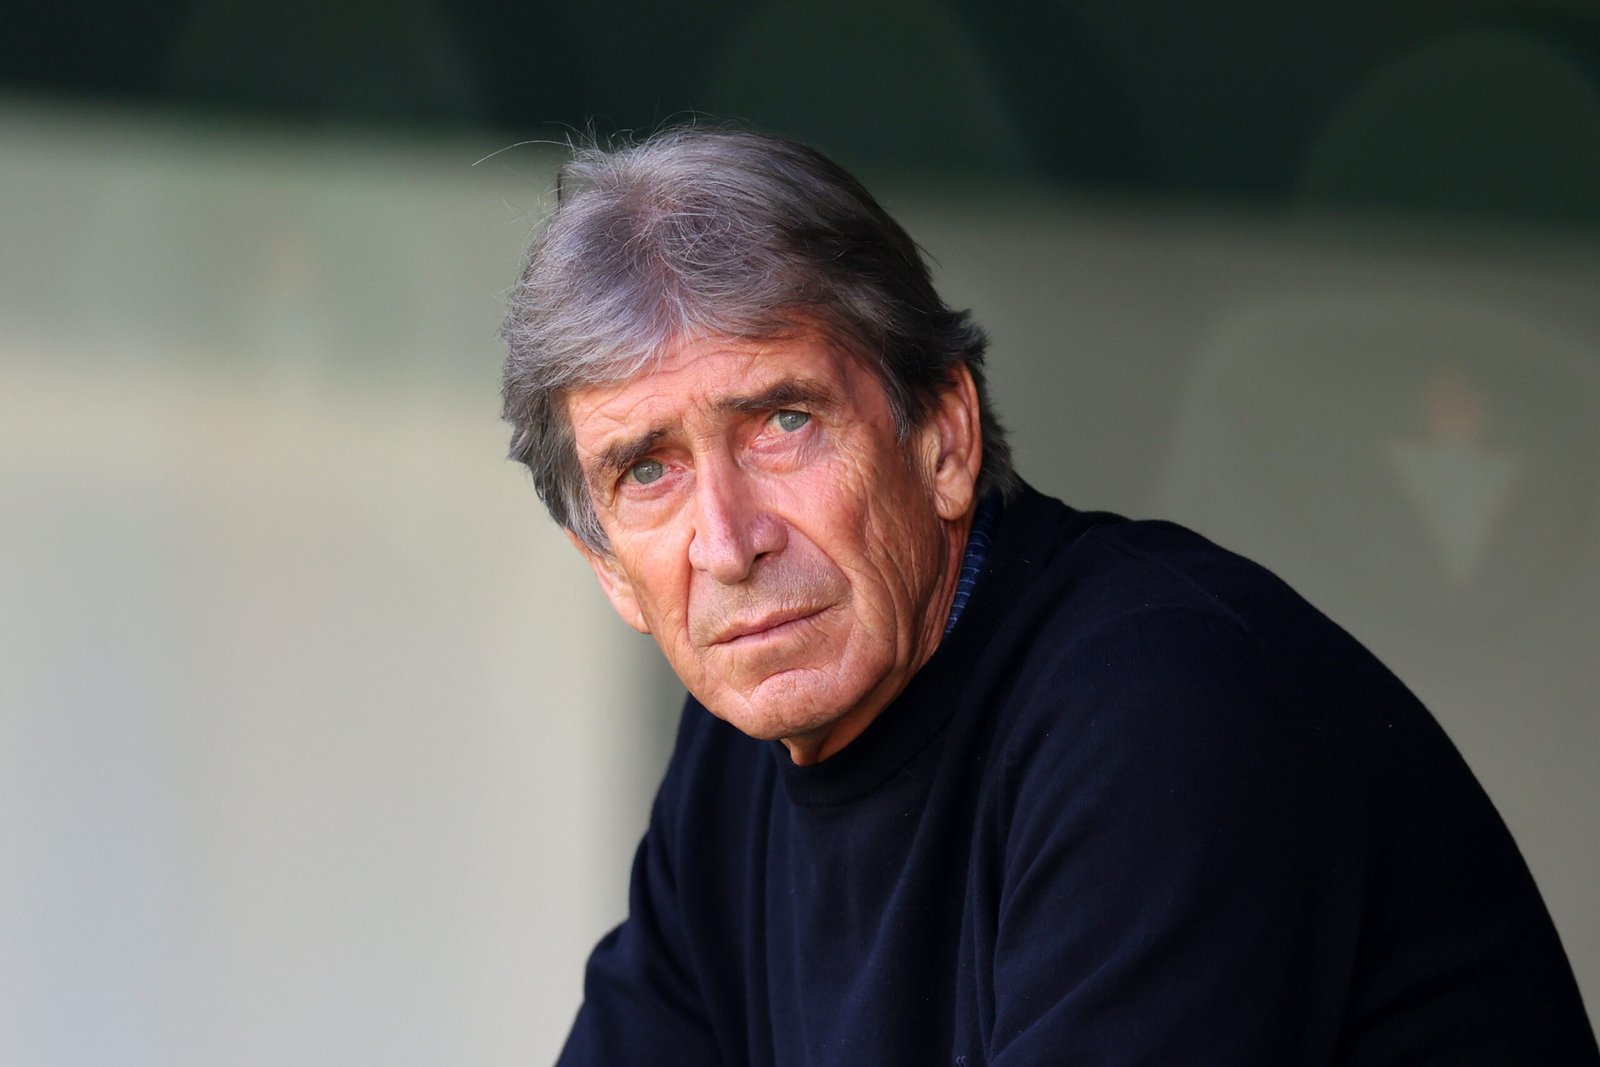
[0,105,679,1065]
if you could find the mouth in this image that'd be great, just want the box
[713,606,830,647]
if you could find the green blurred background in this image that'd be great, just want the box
[8,0,1600,217]
[2,2,1598,1063]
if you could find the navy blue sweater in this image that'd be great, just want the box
[558,487,1597,1065]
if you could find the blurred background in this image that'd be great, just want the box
[2,0,1597,1062]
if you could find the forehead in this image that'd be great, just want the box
[565,331,884,448]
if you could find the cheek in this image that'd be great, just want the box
[859,478,942,567]
[621,543,693,628]
[799,460,935,582]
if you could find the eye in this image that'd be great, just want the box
[625,459,665,485]
[772,410,810,433]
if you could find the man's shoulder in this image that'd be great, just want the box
[974,485,1418,777]
[982,484,1320,654]
[979,500,1313,741]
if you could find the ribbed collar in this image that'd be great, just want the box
[944,494,1001,635]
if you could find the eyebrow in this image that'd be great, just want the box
[711,378,839,418]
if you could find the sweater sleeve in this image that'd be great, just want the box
[986,609,1367,1066]
[555,726,723,1065]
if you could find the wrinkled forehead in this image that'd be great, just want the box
[564,328,889,458]
[585,306,871,388]
[571,321,870,412]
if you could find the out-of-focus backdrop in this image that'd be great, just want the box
[2,2,1597,1062]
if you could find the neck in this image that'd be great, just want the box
[779,505,978,766]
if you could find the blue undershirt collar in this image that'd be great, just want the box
[944,494,1000,635]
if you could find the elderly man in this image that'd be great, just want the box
[501,128,1597,1065]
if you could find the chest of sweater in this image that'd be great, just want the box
[670,721,1006,1066]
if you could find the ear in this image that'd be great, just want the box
[921,364,984,522]
[566,529,652,635]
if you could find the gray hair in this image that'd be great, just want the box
[501,125,1017,552]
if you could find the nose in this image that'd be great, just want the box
[687,463,786,585]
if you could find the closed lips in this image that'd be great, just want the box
[714,607,827,645]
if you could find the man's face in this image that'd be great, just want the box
[565,328,980,764]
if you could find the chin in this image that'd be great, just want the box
[702,670,850,737]
[717,699,844,745]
